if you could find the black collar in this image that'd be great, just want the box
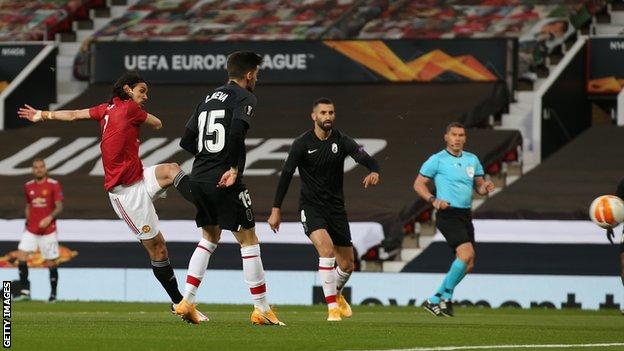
[445,149,462,158]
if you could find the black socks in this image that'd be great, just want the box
[151,259,183,304]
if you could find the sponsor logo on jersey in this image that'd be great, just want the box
[307,149,318,154]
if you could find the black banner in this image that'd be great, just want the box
[2,45,57,129]
[92,39,513,85]
[587,37,624,94]
[542,40,589,159]
[0,43,45,82]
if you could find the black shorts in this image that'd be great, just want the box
[300,204,352,247]
[189,181,255,232]
[436,207,474,250]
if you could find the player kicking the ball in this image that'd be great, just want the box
[18,72,207,321]
[268,98,380,321]
[177,51,284,325]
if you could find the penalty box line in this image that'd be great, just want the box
[350,342,624,351]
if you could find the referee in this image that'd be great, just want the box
[413,122,494,317]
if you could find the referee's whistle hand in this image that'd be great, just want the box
[363,172,380,188]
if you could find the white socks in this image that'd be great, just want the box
[241,244,270,312]
[184,238,217,304]
[335,266,352,295]
[319,257,337,309]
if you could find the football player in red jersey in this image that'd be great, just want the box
[16,158,63,302]
[18,72,206,320]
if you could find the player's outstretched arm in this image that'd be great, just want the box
[18,104,90,122]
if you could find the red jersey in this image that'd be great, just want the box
[89,97,148,191]
[25,177,63,235]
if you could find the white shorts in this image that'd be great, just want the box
[18,231,59,260]
[108,166,167,241]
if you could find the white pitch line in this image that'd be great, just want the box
[352,343,624,351]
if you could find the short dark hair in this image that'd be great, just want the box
[445,122,466,133]
[227,51,263,79]
[111,71,147,102]
[32,157,45,165]
[312,97,334,110]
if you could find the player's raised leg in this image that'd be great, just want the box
[233,227,284,326]
[153,163,194,203]
[309,229,341,321]
[176,225,220,324]
[334,245,354,318]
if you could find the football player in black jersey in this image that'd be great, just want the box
[177,51,284,326]
[269,97,380,321]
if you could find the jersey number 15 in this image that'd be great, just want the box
[197,109,225,153]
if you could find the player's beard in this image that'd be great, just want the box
[317,119,333,132]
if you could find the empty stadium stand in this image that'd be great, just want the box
[476,124,624,219]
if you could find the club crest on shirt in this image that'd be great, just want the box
[245,105,253,116]
[466,166,475,178]
[142,225,151,233]
[42,189,48,196]
[332,143,338,154]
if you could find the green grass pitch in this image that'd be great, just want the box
[11,302,624,350]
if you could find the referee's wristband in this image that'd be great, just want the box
[427,196,436,204]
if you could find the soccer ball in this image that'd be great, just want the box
[589,195,624,228]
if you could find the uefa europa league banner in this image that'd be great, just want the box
[91,39,514,85]
[587,37,624,94]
